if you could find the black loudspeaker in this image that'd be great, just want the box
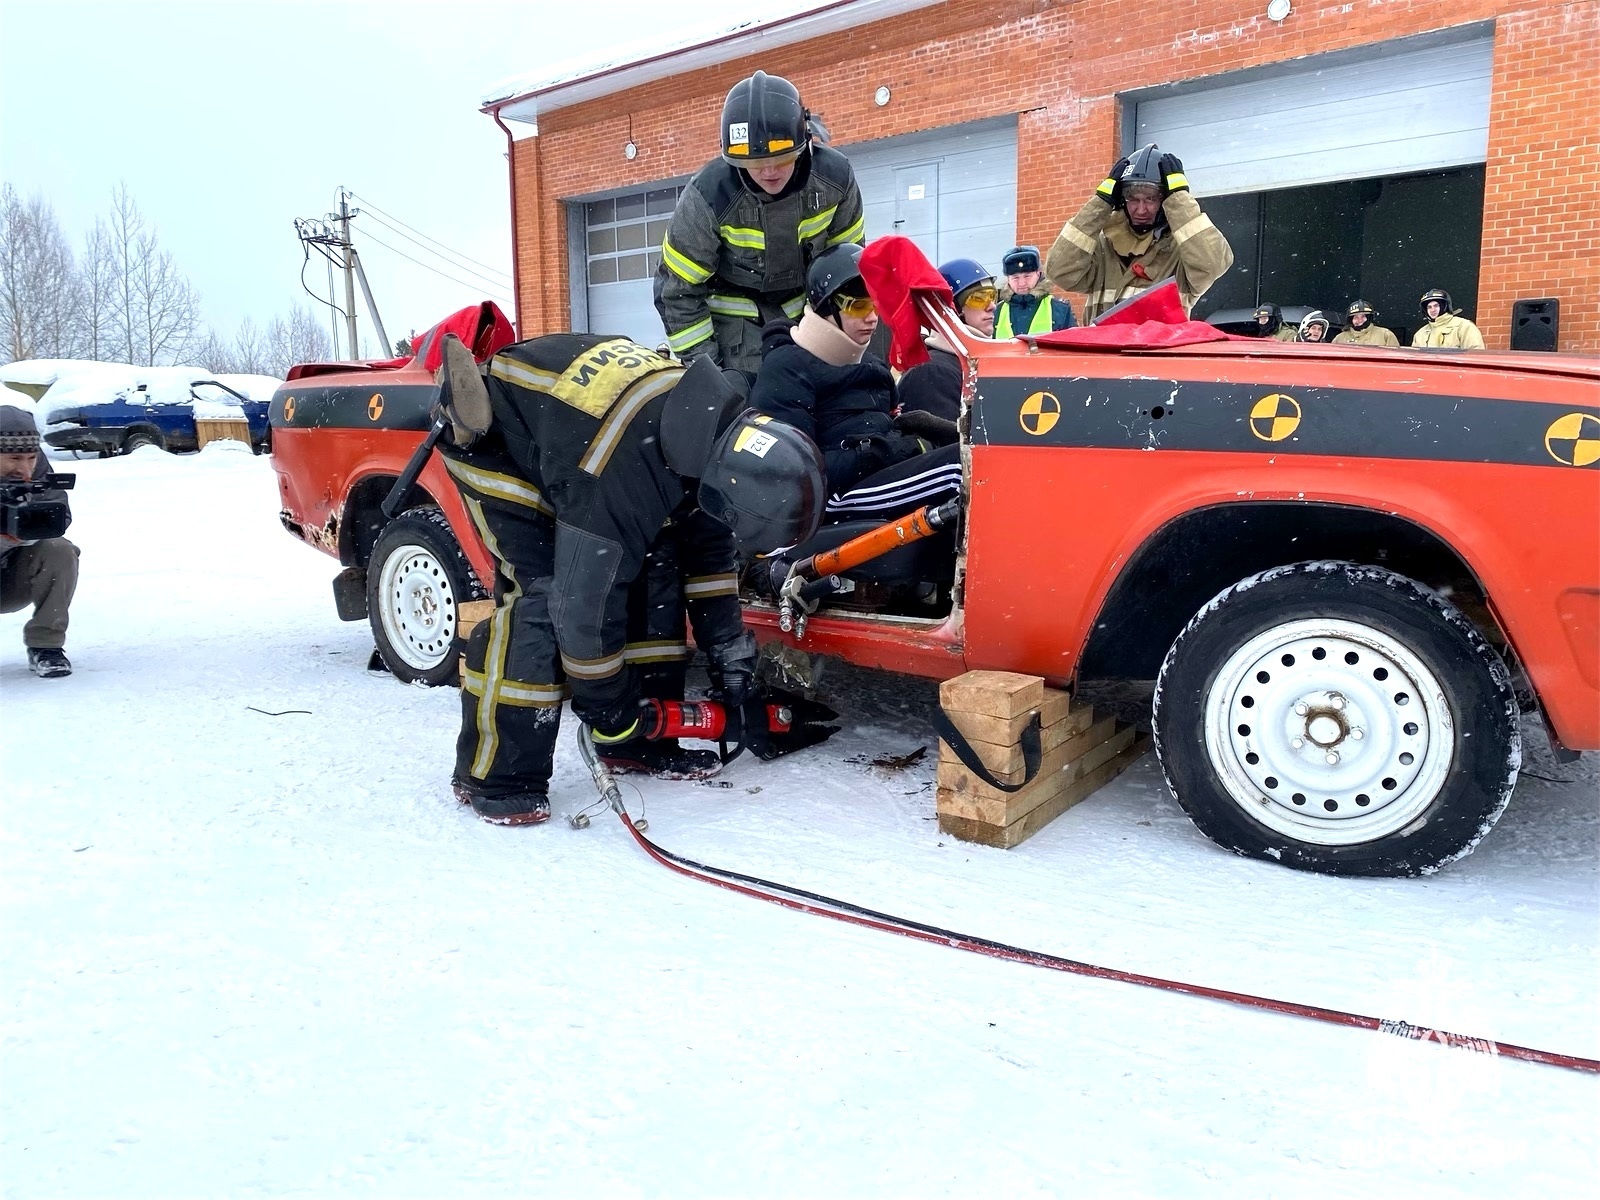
[1510,298,1559,352]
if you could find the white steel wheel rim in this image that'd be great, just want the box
[1203,617,1455,846]
[377,543,458,671]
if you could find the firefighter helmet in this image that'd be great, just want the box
[699,413,826,556]
[1253,303,1283,335]
[1420,288,1454,317]
[721,71,809,167]
[1002,245,1042,276]
[1347,299,1377,324]
[806,243,865,319]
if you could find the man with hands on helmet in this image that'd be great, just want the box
[431,333,829,826]
[654,69,866,379]
[1046,144,1233,322]
[751,243,962,524]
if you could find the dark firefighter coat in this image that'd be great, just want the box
[653,146,865,376]
[443,335,745,731]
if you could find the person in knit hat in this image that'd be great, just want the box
[0,404,78,677]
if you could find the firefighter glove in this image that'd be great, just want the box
[585,695,645,745]
[1096,157,1130,206]
[1157,153,1188,196]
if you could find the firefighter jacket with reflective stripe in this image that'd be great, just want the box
[994,287,1076,338]
[1333,323,1401,348]
[1045,191,1234,322]
[1412,312,1485,350]
[465,334,744,721]
[653,145,866,376]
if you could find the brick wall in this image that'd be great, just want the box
[501,0,1599,351]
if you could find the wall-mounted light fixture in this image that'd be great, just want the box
[1266,0,1291,21]
[873,85,892,107]
[623,141,639,160]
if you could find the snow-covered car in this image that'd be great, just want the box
[267,283,1600,878]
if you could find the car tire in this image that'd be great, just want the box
[122,428,165,454]
[366,507,484,686]
[1152,561,1520,877]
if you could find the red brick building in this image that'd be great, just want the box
[485,0,1599,351]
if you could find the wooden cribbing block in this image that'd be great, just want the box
[939,684,1073,748]
[938,735,1151,849]
[939,717,1131,821]
[457,599,496,640]
[938,702,1096,781]
[939,671,1043,721]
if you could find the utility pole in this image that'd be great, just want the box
[337,189,359,357]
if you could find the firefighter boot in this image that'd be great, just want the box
[595,736,722,781]
[452,778,551,826]
[435,334,494,447]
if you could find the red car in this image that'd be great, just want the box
[269,283,1599,877]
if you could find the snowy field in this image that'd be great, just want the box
[3,446,1597,1198]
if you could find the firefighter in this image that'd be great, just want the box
[1297,311,1331,343]
[433,334,827,826]
[1045,144,1233,322]
[1333,299,1400,348]
[896,258,998,423]
[750,243,961,524]
[1252,303,1297,342]
[654,70,866,379]
[994,245,1076,337]
[1411,288,1485,349]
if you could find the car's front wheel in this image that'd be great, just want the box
[122,427,165,454]
[366,508,482,686]
[1153,561,1520,877]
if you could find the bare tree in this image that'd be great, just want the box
[0,184,81,364]
[231,317,270,375]
[103,183,200,366]
[193,328,237,373]
[265,305,332,377]
[78,219,118,361]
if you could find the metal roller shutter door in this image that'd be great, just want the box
[1134,32,1493,196]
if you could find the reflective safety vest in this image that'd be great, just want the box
[995,294,1057,339]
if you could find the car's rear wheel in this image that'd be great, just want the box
[367,508,482,686]
[122,427,165,454]
[1153,561,1520,877]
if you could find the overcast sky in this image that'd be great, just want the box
[0,0,811,358]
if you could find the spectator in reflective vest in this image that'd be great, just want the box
[994,245,1076,337]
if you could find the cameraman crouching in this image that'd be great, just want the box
[1,405,78,678]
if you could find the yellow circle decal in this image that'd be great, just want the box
[1020,391,1060,436]
[1250,393,1301,442]
[282,396,296,422]
[368,393,385,421]
[1544,412,1600,467]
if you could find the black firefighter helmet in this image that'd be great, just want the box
[1253,303,1283,335]
[806,243,865,319]
[1116,143,1168,231]
[699,413,826,556]
[1347,298,1377,325]
[1420,288,1454,318]
[721,71,809,167]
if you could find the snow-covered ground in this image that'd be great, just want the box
[3,447,1597,1198]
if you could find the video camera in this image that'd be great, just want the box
[0,472,75,542]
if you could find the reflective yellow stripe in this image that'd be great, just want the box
[1059,223,1097,254]
[461,666,567,706]
[579,368,684,476]
[719,225,765,250]
[489,356,561,391]
[707,294,761,319]
[624,639,692,664]
[463,495,520,779]
[561,649,625,679]
[662,237,714,284]
[666,318,714,352]
[826,213,865,247]
[683,574,739,600]
[590,718,640,744]
[780,293,806,319]
[1170,211,1214,246]
[798,207,837,240]
[444,457,554,516]
[1165,172,1189,192]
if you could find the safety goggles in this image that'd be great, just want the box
[959,285,998,310]
[833,294,876,319]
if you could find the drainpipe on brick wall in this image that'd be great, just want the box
[491,105,524,339]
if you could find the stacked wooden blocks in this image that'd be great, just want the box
[936,670,1150,848]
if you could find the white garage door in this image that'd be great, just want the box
[574,116,1019,341]
[840,116,1019,276]
[1134,31,1493,195]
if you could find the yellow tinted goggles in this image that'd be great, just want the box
[959,285,998,310]
[834,295,876,319]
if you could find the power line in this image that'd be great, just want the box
[354,207,513,293]
[343,189,513,282]
[354,226,515,304]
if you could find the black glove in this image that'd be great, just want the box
[1095,156,1130,206]
[584,694,644,745]
[893,409,959,446]
[884,430,929,464]
[705,632,758,707]
[1157,152,1188,196]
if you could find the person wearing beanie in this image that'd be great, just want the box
[0,405,78,678]
[750,244,961,524]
